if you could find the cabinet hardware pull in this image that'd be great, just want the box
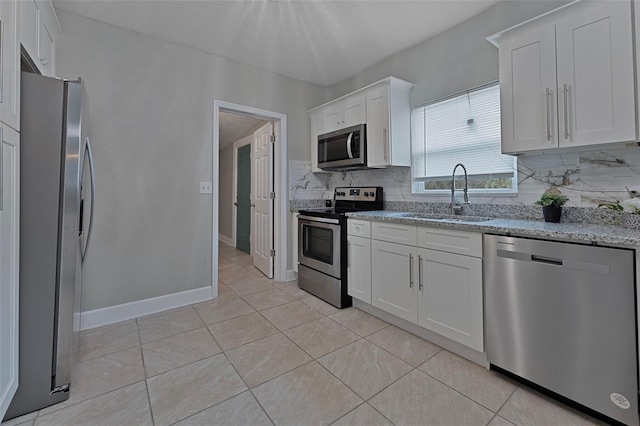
[347,241,351,268]
[545,88,552,141]
[409,253,413,288]
[418,255,423,290]
[383,127,388,162]
[563,83,570,140]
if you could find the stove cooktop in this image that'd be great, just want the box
[298,187,384,219]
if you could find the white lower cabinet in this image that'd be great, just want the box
[0,124,19,418]
[416,248,483,352]
[371,240,417,322]
[347,235,372,304]
[347,218,484,352]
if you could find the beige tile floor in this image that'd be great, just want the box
[3,244,606,426]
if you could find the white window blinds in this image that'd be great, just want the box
[411,83,516,191]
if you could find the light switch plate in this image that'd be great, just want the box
[199,181,212,194]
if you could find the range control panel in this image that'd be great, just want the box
[334,187,382,202]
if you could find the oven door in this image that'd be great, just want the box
[298,215,342,278]
[317,124,366,170]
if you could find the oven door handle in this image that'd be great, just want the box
[298,215,340,225]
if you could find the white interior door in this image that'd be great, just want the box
[0,125,19,419]
[251,122,274,278]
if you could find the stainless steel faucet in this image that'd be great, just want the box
[451,163,470,215]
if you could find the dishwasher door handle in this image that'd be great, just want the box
[531,255,563,266]
[498,250,563,266]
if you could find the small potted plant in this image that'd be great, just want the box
[535,188,569,223]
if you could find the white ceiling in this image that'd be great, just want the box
[53,0,502,87]
[219,111,267,150]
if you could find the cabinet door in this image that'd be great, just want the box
[0,125,19,419]
[347,235,371,303]
[0,0,20,131]
[366,84,391,167]
[417,249,483,352]
[499,23,557,154]
[556,0,635,148]
[20,0,38,67]
[309,111,323,172]
[371,240,417,322]
[321,101,344,134]
[38,21,54,76]
[343,94,366,127]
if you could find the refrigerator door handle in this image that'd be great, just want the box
[81,137,95,262]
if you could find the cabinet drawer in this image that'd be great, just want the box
[417,227,482,257]
[348,219,371,238]
[372,222,417,246]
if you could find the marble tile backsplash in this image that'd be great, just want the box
[289,145,640,209]
[289,146,640,225]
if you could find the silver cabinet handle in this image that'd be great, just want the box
[383,127,388,162]
[563,83,570,140]
[409,252,413,288]
[545,88,552,141]
[418,255,423,290]
[250,203,256,207]
[348,241,352,268]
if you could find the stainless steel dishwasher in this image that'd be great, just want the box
[485,235,638,426]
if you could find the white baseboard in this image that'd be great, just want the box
[285,270,297,282]
[79,285,213,330]
[219,234,234,246]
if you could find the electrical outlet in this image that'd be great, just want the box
[199,181,212,194]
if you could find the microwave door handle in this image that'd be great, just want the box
[346,133,354,159]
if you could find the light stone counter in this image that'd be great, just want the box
[346,211,640,247]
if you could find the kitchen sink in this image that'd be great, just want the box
[388,212,492,222]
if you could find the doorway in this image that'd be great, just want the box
[213,100,289,299]
[235,144,251,254]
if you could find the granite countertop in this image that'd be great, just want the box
[346,211,640,247]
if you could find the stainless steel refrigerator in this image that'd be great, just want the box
[3,72,95,420]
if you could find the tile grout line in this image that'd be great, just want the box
[136,316,158,426]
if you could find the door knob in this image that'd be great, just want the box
[234,202,239,206]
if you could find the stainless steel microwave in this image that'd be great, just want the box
[317,124,366,170]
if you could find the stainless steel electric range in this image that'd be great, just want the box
[297,187,383,308]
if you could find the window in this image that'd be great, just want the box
[411,83,517,194]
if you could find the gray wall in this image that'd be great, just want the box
[55,10,327,311]
[329,1,571,106]
[218,145,234,241]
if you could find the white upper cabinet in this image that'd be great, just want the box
[491,0,636,154]
[309,110,323,173]
[365,79,413,168]
[21,0,60,77]
[0,0,21,131]
[498,23,557,153]
[309,76,413,171]
[321,94,366,134]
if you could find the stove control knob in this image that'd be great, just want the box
[363,192,369,197]
[370,192,375,197]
